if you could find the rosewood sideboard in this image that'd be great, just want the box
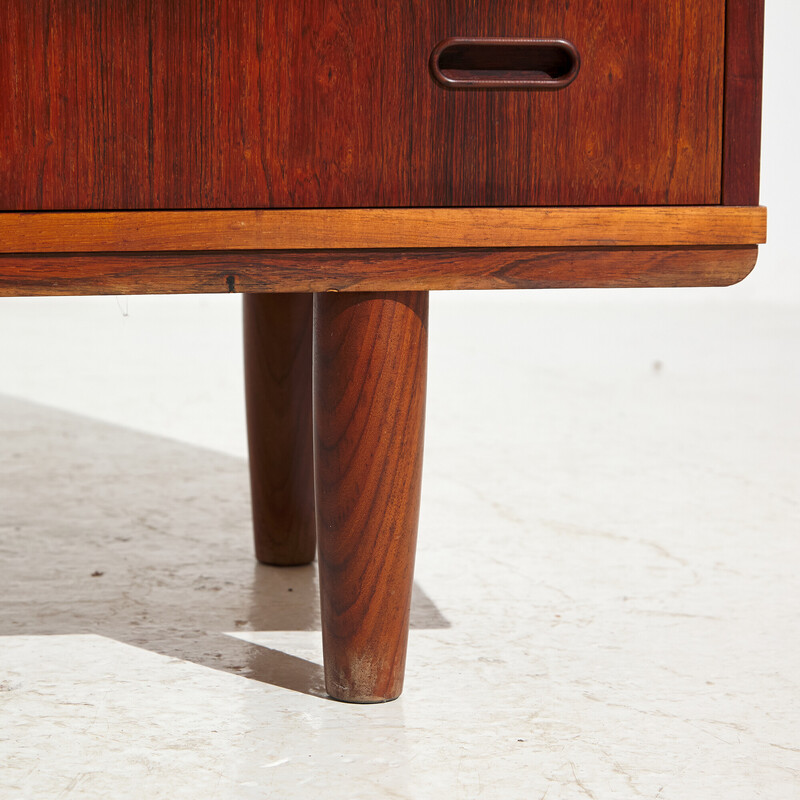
[0,1,765,702]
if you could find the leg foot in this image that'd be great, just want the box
[244,293,316,566]
[314,291,428,702]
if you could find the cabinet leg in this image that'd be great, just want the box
[313,291,428,702]
[244,293,316,566]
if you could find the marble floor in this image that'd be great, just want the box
[0,292,798,799]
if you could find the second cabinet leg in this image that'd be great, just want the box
[314,291,428,702]
[244,293,316,566]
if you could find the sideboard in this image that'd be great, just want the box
[0,1,765,702]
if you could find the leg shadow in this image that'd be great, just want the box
[0,395,449,697]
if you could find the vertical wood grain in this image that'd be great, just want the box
[0,1,79,208]
[0,0,725,209]
[244,293,316,566]
[722,0,765,205]
[314,291,428,702]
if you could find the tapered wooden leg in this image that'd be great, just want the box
[314,291,428,702]
[244,293,316,566]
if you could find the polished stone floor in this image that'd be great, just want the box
[0,292,798,799]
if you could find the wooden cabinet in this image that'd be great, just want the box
[0,1,766,702]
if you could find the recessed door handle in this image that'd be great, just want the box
[430,37,580,90]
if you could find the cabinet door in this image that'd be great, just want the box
[0,0,725,210]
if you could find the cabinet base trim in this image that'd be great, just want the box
[0,246,758,296]
[0,207,766,254]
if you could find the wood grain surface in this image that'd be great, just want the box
[0,247,758,297]
[0,207,767,254]
[244,293,316,566]
[314,291,427,702]
[0,0,724,209]
[722,0,765,205]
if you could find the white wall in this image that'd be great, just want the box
[0,0,794,453]
[734,0,800,302]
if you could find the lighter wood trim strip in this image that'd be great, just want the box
[0,207,766,253]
